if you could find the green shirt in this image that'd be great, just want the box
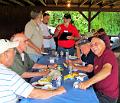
[10,50,35,75]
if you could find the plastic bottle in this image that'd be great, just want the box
[66,49,69,60]
[60,51,64,57]
[69,66,73,74]
[56,76,62,87]
[55,52,59,61]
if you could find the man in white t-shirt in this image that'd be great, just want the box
[0,39,66,103]
[39,12,56,52]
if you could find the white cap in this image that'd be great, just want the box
[0,39,19,54]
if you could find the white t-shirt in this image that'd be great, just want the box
[0,64,34,103]
[39,22,56,49]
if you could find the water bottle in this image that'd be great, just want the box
[66,49,69,60]
[69,66,73,74]
[55,51,59,61]
[60,51,64,58]
[56,76,62,87]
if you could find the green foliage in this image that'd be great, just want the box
[48,11,120,36]
[91,12,120,36]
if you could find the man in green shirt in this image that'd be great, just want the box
[10,33,54,79]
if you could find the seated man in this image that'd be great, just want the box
[0,39,66,102]
[78,37,119,103]
[10,33,56,79]
[67,39,95,78]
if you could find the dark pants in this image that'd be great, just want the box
[57,46,75,56]
[96,91,118,103]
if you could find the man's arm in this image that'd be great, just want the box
[27,39,41,54]
[74,64,93,73]
[54,26,61,37]
[32,63,58,70]
[28,86,66,99]
[21,71,49,78]
[78,63,112,90]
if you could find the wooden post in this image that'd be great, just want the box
[88,9,91,32]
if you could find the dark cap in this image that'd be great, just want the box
[64,13,71,19]
[97,28,105,33]
[78,39,90,46]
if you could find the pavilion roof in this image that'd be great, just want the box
[0,0,120,12]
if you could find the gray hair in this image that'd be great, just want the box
[30,10,42,19]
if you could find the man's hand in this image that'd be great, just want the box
[35,48,41,54]
[56,26,61,32]
[48,64,58,69]
[41,70,50,76]
[56,86,66,95]
[78,81,91,90]
[44,35,53,39]
[67,36,74,40]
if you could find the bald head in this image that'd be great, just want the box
[12,33,28,53]
[90,37,106,57]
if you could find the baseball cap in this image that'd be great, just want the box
[78,39,90,46]
[0,39,19,54]
[64,13,71,19]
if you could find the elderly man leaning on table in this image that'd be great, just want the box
[67,39,95,78]
[77,37,119,103]
[10,33,57,80]
[0,39,66,103]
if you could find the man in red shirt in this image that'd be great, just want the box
[78,37,119,103]
[54,13,80,56]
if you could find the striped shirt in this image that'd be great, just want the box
[0,64,34,103]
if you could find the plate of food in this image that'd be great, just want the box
[64,72,79,80]
[41,84,56,90]
[32,82,45,88]
[32,82,56,90]
[74,63,82,66]
[38,77,52,85]
[41,52,49,55]
[69,55,77,60]
[75,73,87,81]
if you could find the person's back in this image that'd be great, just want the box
[0,64,33,103]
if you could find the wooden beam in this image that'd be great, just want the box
[92,0,102,6]
[23,0,35,6]
[80,0,88,6]
[38,6,120,12]
[102,0,120,8]
[79,11,88,21]
[38,0,46,6]
[88,5,91,32]
[91,11,101,21]
[9,0,25,6]
[0,0,10,5]
[54,0,58,5]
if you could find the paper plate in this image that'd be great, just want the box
[41,52,48,55]
[69,56,77,60]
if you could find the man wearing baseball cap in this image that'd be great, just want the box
[66,39,95,78]
[54,13,80,56]
[0,39,66,103]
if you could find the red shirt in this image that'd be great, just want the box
[94,49,119,99]
[54,24,80,48]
